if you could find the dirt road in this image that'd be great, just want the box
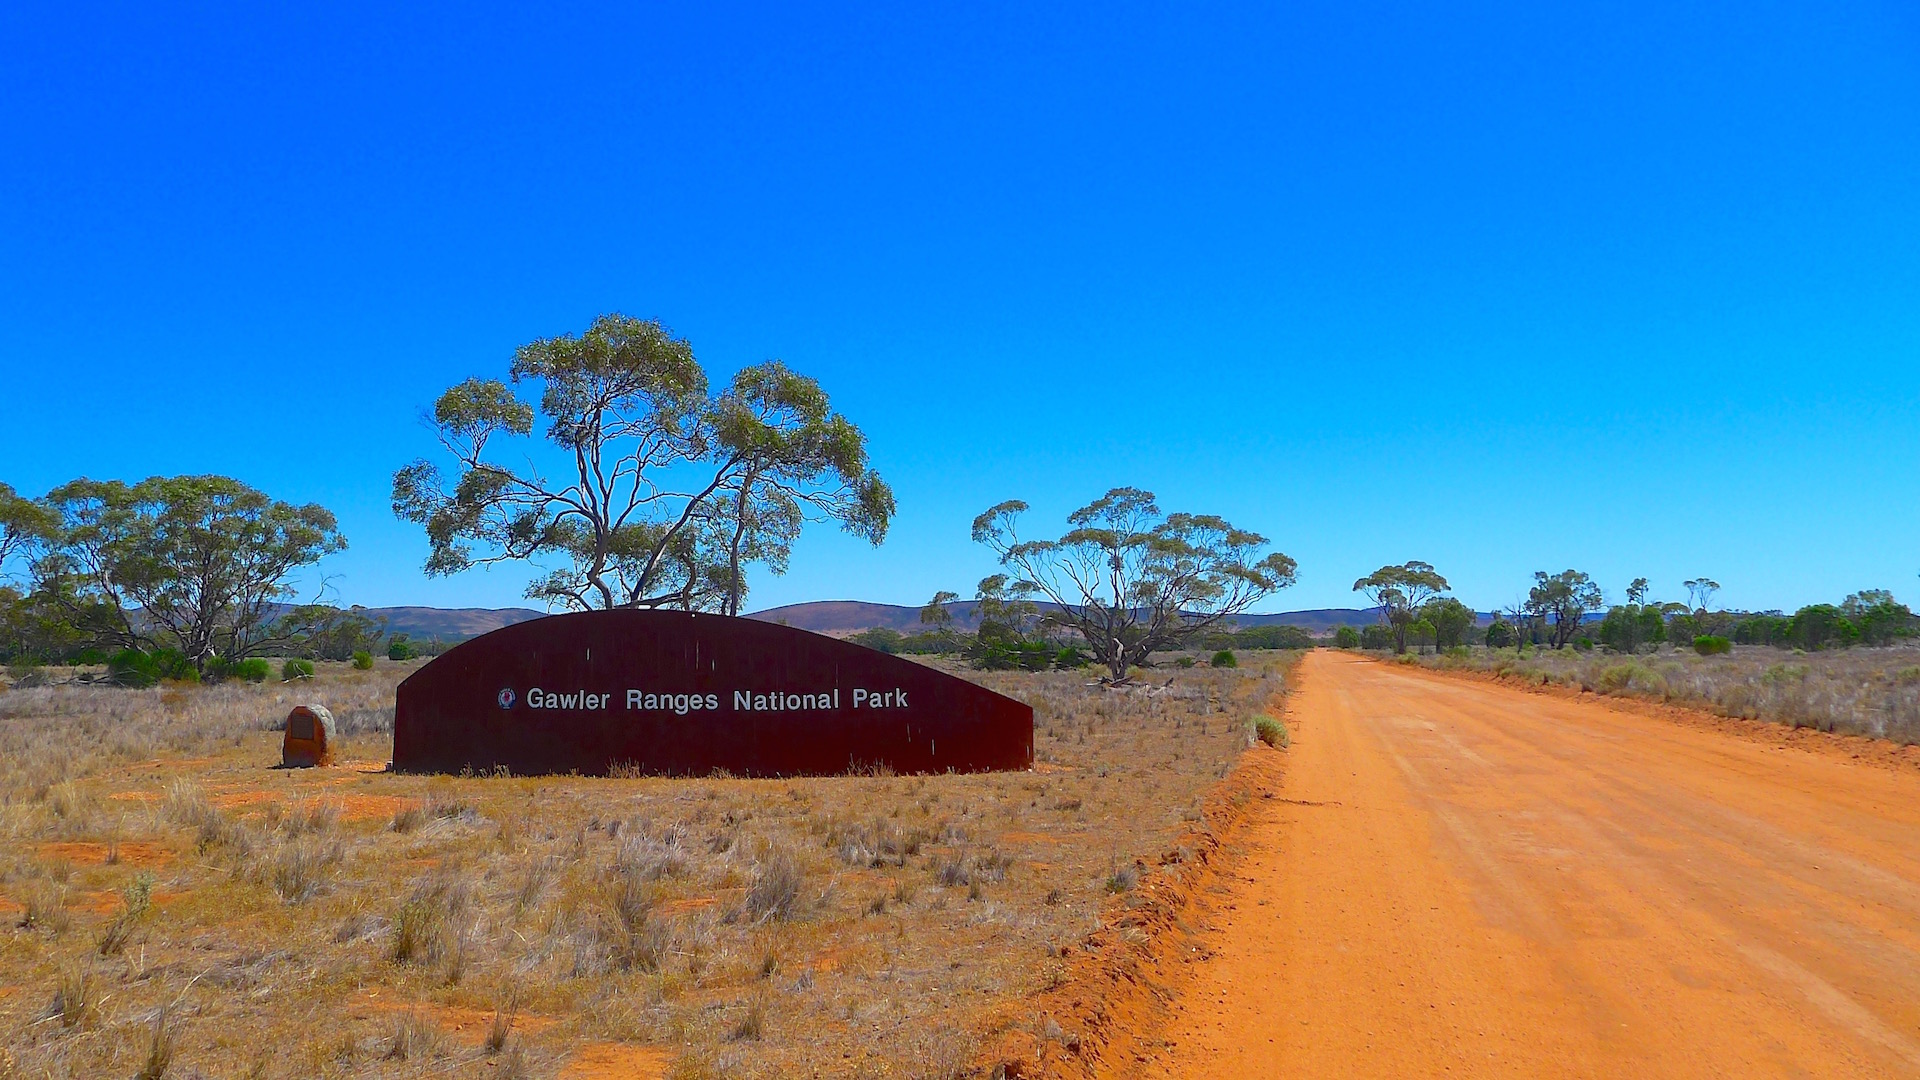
[1146,650,1920,1078]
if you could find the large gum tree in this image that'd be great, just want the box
[31,475,345,669]
[969,487,1297,683]
[392,314,893,612]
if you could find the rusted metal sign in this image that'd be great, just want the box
[392,610,1034,777]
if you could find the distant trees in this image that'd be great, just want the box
[1596,576,1666,654]
[28,476,347,672]
[969,488,1297,682]
[393,314,893,614]
[1526,570,1604,650]
[1352,561,1449,654]
[1421,597,1475,651]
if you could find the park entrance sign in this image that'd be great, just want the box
[393,610,1034,776]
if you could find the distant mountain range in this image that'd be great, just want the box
[743,600,1423,635]
[339,605,548,641]
[346,600,1501,641]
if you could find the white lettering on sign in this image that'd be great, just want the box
[732,689,841,711]
[501,686,911,714]
[527,688,611,710]
[625,690,721,715]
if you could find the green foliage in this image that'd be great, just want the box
[1842,590,1914,646]
[1221,624,1316,650]
[971,487,1297,682]
[1252,715,1289,749]
[351,650,374,670]
[106,648,197,687]
[1733,615,1792,646]
[1353,561,1450,654]
[235,658,271,683]
[848,627,904,654]
[107,641,159,684]
[1360,624,1394,650]
[1420,597,1474,651]
[1333,625,1361,649]
[394,314,893,615]
[34,475,345,672]
[1054,646,1089,669]
[1788,605,1858,651]
[1175,656,1197,668]
[387,634,415,661]
[1210,649,1238,668]
[1597,585,1667,654]
[1692,635,1732,656]
[1527,570,1604,650]
[1482,619,1514,650]
[282,658,315,681]
[1573,636,1595,652]
[967,637,1058,672]
[292,606,387,661]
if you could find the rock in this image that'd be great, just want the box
[283,704,337,767]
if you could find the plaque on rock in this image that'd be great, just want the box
[392,610,1034,777]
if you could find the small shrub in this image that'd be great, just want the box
[136,1007,176,1080]
[107,649,161,688]
[236,657,271,683]
[745,847,803,921]
[1693,636,1732,656]
[1174,656,1196,669]
[351,651,374,670]
[283,658,315,681]
[1252,715,1289,749]
[53,964,98,1028]
[388,636,416,661]
[97,871,154,955]
[1211,649,1238,668]
[1105,863,1139,893]
[1333,625,1361,649]
[384,1011,444,1061]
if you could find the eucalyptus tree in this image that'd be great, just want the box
[1683,577,1721,615]
[1420,596,1475,651]
[392,314,892,612]
[0,482,53,576]
[33,475,345,669]
[1527,569,1605,650]
[1352,561,1450,654]
[970,487,1297,683]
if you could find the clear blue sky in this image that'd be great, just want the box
[3,2,1917,616]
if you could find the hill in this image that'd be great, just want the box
[742,600,1423,635]
[336,601,1504,641]
[343,605,548,641]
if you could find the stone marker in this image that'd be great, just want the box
[393,610,1034,777]
[282,704,337,767]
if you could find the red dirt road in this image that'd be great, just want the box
[1145,651,1920,1078]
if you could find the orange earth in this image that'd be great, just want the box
[1139,650,1920,1079]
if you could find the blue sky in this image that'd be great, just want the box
[3,1,1917,615]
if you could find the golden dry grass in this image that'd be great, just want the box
[0,653,1294,1078]
[1414,644,1920,743]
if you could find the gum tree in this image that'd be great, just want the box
[969,487,1297,683]
[1352,561,1450,654]
[32,475,345,669]
[1527,569,1604,650]
[392,314,892,612]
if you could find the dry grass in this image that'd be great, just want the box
[0,652,1294,1077]
[1415,644,1920,743]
